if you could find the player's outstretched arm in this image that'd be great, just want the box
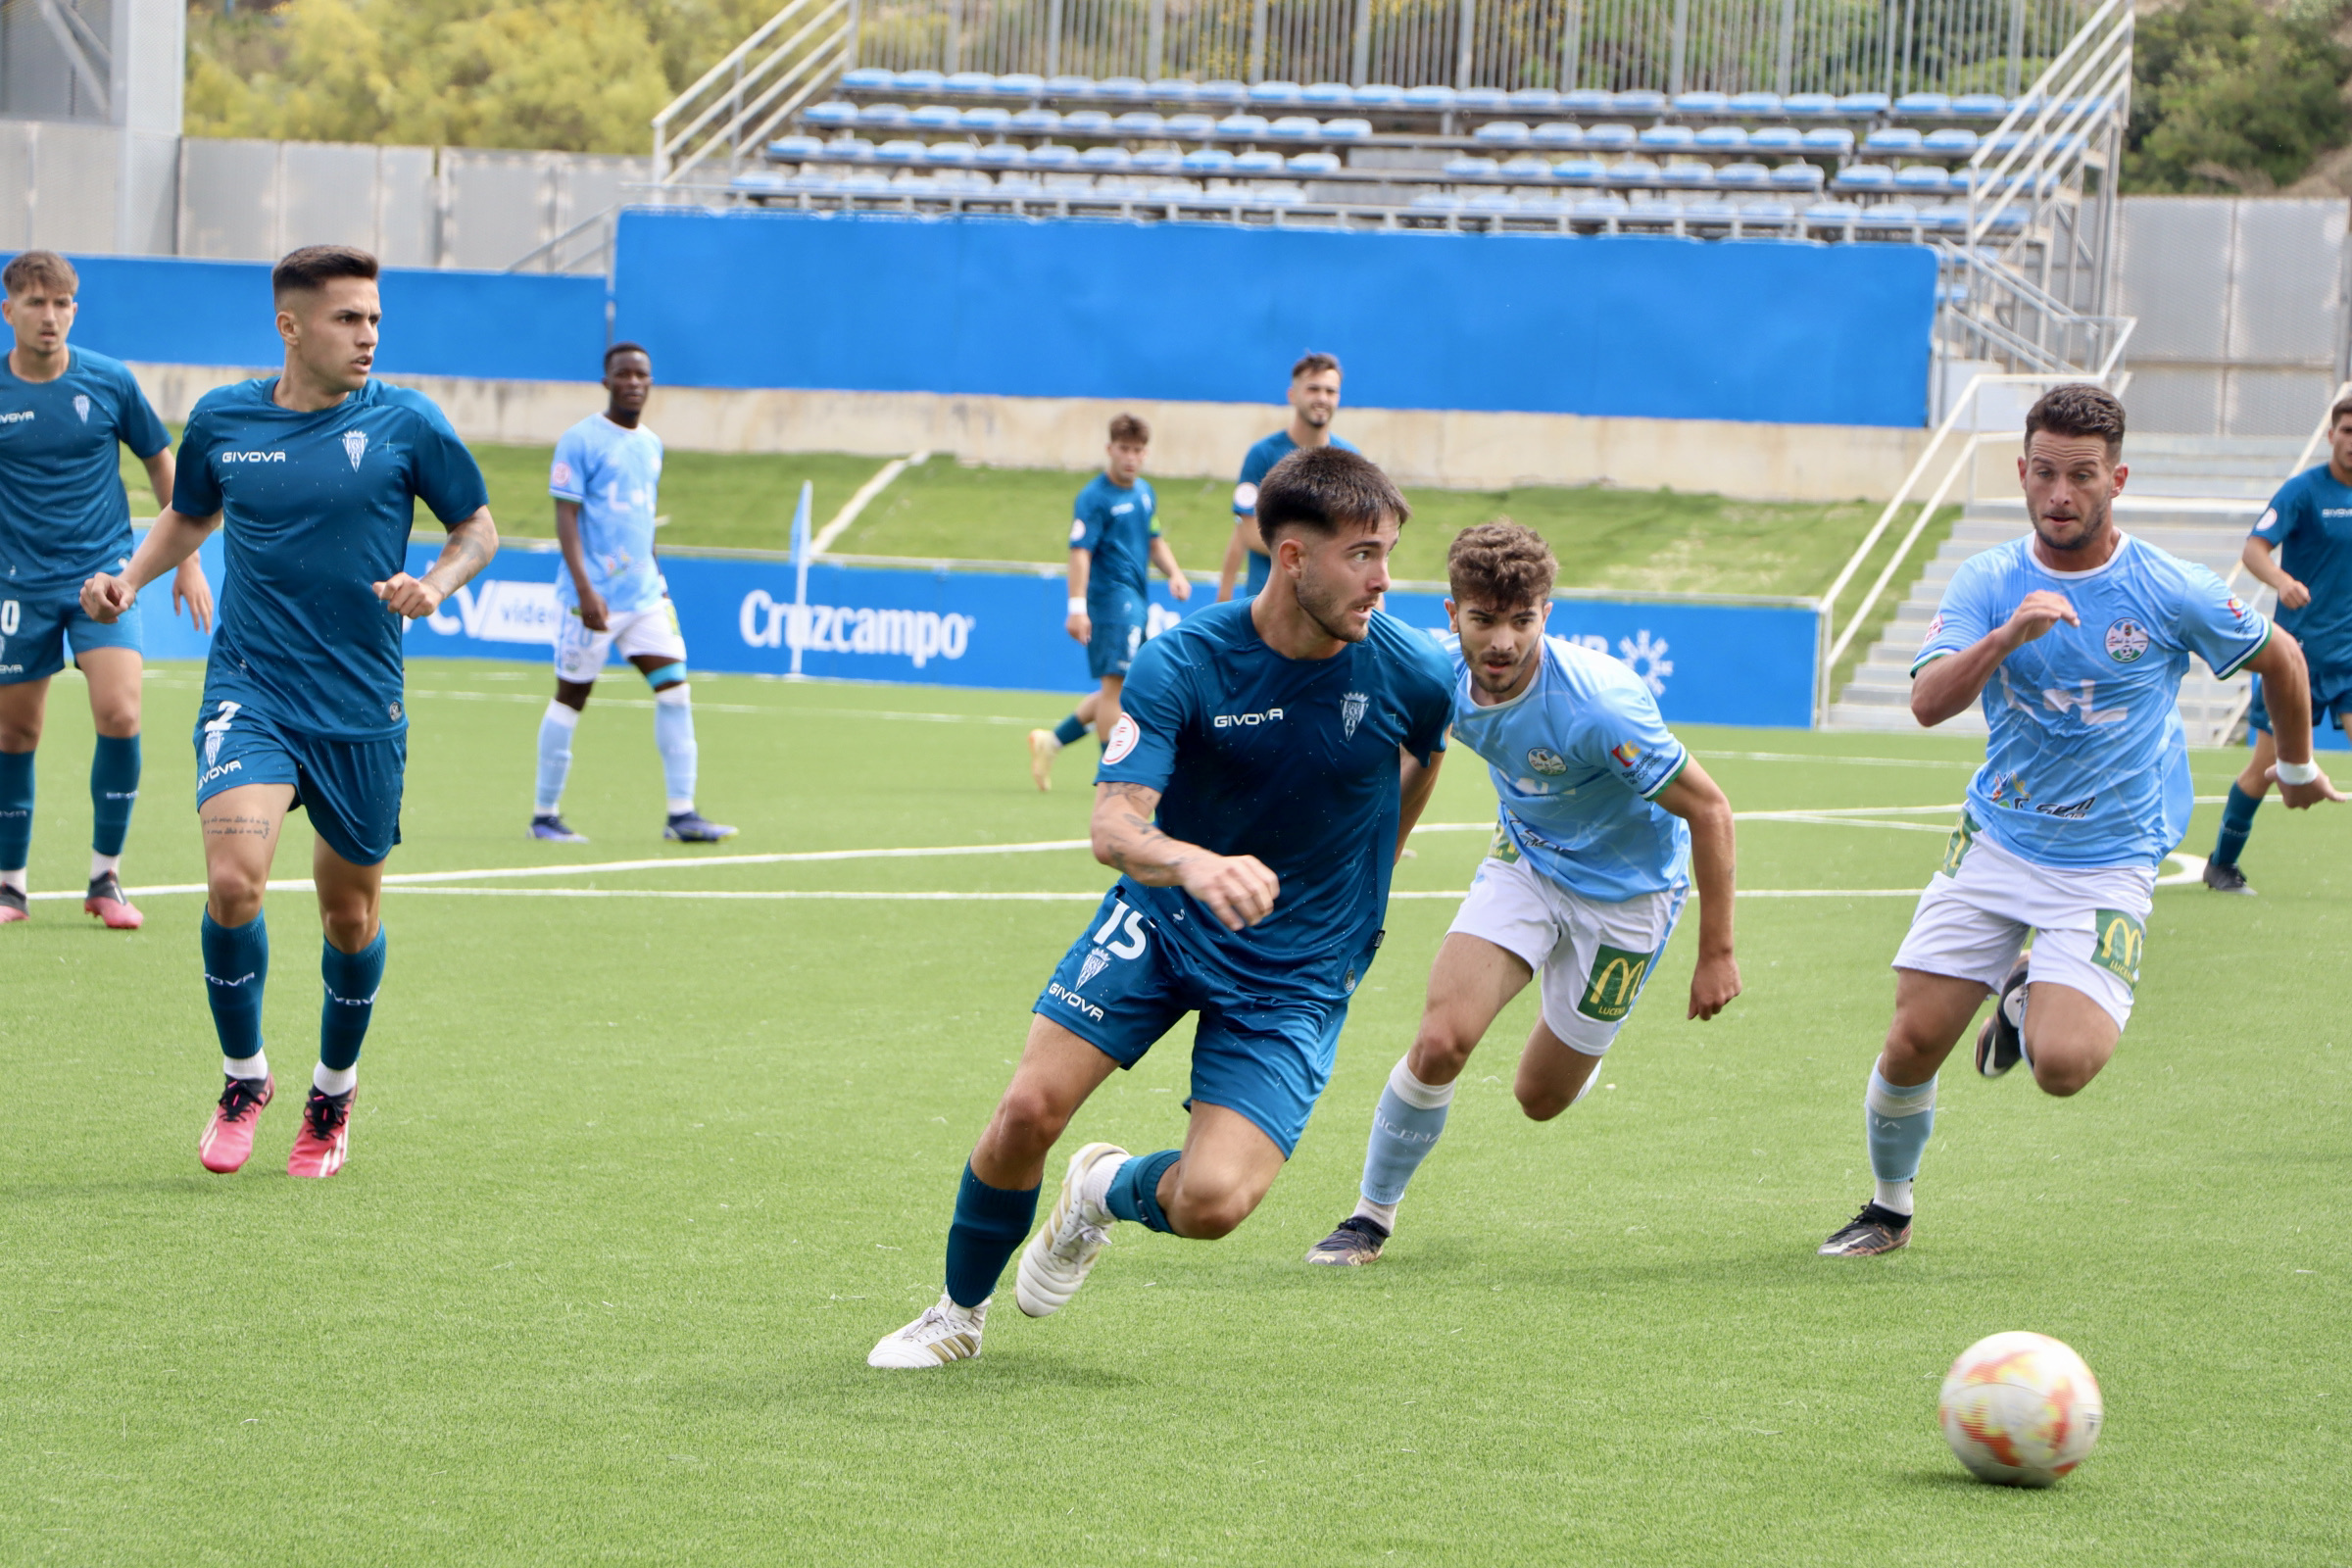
[80,506,220,624]
[1217,521,1250,602]
[1065,547,1093,644]
[374,507,499,619]
[1652,759,1740,1020]
[1396,746,1444,856]
[1911,589,2079,727]
[1091,781,1278,930]
[1149,537,1193,602]
[2243,629,2347,808]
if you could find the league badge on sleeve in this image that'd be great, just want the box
[2103,619,2149,663]
[1103,713,1141,765]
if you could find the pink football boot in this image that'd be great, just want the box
[287,1086,356,1179]
[200,1073,273,1173]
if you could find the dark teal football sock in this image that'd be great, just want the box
[90,734,140,858]
[943,1162,1039,1308]
[1052,713,1088,747]
[2210,783,2262,869]
[201,910,269,1061]
[0,749,32,871]
[1103,1149,1183,1234]
[318,927,386,1072]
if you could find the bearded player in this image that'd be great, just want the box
[1818,384,2342,1258]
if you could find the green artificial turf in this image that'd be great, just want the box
[3,660,2345,1564]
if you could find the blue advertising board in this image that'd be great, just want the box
[132,533,1820,729]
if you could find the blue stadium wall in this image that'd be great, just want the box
[612,209,1937,428]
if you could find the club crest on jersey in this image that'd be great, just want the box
[73,394,90,422]
[1341,692,1368,738]
[1527,747,1567,776]
[342,429,368,470]
[1077,948,1112,991]
[2103,618,2150,663]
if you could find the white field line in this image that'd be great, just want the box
[810,450,928,554]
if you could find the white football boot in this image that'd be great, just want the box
[867,1292,989,1368]
[1014,1141,1129,1318]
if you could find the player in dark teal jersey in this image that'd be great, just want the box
[2205,394,2352,893]
[0,249,213,929]
[81,245,498,1180]
[1217,353,1357,602]
[1028,414,1192,790]
[874,446,1454,1368]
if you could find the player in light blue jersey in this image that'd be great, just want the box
[82,246,499,1181]
[1819,385,2342,1260]
[1305,522,1740,1264]
[530,343,732,845]
[1029,414,1191,790]
[0,249,212,929]
[1217,353,1357,602]
[2203,394,2352,892]
[870,447,1454,1368]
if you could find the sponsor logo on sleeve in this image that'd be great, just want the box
[1233,481,1259,512]
[1609,742,1642,767]
[2103,618,2150,663]
[1103,712,1141,764]
[2258,507,2279,533]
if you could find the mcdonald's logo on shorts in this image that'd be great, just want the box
[1578,941,1663,1022]
[2091,907,2144,990]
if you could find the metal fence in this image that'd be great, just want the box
[851,0,2089,94]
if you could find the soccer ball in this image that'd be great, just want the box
[1937,1331,2103,1487]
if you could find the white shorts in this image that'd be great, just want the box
[1446,855,1688,1055]
[554,600,687,684]
[1891,815,2153,1030]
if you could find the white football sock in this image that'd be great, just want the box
[90,852,122,880]
[0,866,24,893]
[314,1062,358,1097]
[1874,1178,1915,1217]
[224,1052,270,1081]
[1353,1196,1399,1230]
[1079,1150,1129,1226]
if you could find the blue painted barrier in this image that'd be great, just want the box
[612,208,1936,428]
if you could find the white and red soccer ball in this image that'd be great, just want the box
[1938,1331,2104,1487]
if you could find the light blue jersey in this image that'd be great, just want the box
[1444,634,1691,900]
[550,414,663,613]
[1913,532,2271,869]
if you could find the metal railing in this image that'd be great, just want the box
[503,205,621,274]
[653,0,858,185]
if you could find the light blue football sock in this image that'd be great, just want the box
[318,927,386,1075]
[0,749,32,871]
[654,685,697,811]
[1865,1066,1937,1216]
[89,735,139,858]
[1103,1149,1183,1234]
[1360,1056,1454,1213]
[1052,713,1088,747]
[201,909,269,1063]
[534,701,578,814]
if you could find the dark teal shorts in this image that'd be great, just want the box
[192,698,405,867]
[0,591,141,684]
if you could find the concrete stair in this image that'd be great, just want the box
[1826,435,2302,738]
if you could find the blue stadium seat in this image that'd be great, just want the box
[1249,80,1304,105]
[1063,110,1115,134]
[1181,148,1237,172]
[924,141,979,166]
[1804,200,1861,230]
[1625,195,1683,226]
[1027,142,1079,167]
[1583,122,1637,149]
[1196,80,1248,104]
[1499,154,1552,178]
[1296,81,1348,106]
[1895,164,1952,192]
[858,103,911,126]
[1747,125,1801,151]
[1573,194,1631,220]
[1113,111,1165,134]
[1658,161,1713,186]
[995,172,1045,194]
[1147,179,1201,199]
[838,172,893,194]
[732,170,793,192]
[975,143,1027,168]
[1476,121,1533,143]
[1404,84,1457,108]
[1800,126,1855,152]
[1247,183,1309,206]
[767,135,825,161]
[1769,161,1825,189]
[1837,92,1890,116]
[1683,196,1740,224]
[991,74,1045,98]
[840,68,894,91]
[1866,126,1923,153]
[1411,191,1464,212]
[1151,78,1200,102]
[806,101,859,126]
[1560,89,1613,114]
[1784,92,1837,116]
[1737,198,1796,227]
[1553,158,1608,184]
[1922,127,1979,154]
[818,136,874,161]
[959,106,1012,131]
[1712,161,1769,187]
[1045,74,1093,97]
[1165,113,1217,137]
[910,104,961,129]
[1268,116,1321,139]
[1951,92,2007,117]
[1234,150,1288,173]
[1639,124,1695,149]
[1674,91,1731,115]
[1081,145,1132,168]
[1894,92,1951,117]
[1465,190,1519,212]
[944,72,995,95]
[1509,87,1562,111]
[1132,147,1181,172]
[1352,83,1404,107]
[1612,89,1667,113]
[894,70,946,93]
[1098,77,1150,99]
[1605,156,1661,185]
[1289,151,1342,174]
[1445,155,1501,177]
[1856,201,1922,230]
[1695,124,1748,148]
[1516,195,1572,217]
[1010,107,1061,131]
[1727,90,1782,115]
[1321,119,1372,139]
[1457,88,1510,112]
[1216,113,1270,136]
[1833,163,1895,191]
[1533,122,1586,146]
[875,139,927,163]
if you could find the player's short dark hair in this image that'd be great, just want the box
[271,244,378,300]
[605,340,651,371]
[1255,446,1407,546]
[2,249,76,298]
[2024,383,2126,456]
[1447,520,1557,611]
[1292,351,1341,381]
[1108,413,1149,445]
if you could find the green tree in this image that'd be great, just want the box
[2127,0,2352,193]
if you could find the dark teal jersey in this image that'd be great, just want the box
[1070,473,1157,611]
[0,347,170,595]
[1235,430,1360,596]
[2253,464,2352,685]
[173,377,488,741]
[1096,601,1453,1004]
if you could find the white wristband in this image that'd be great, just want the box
[1068,597,1087,616]
[2277,759,2321,786]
